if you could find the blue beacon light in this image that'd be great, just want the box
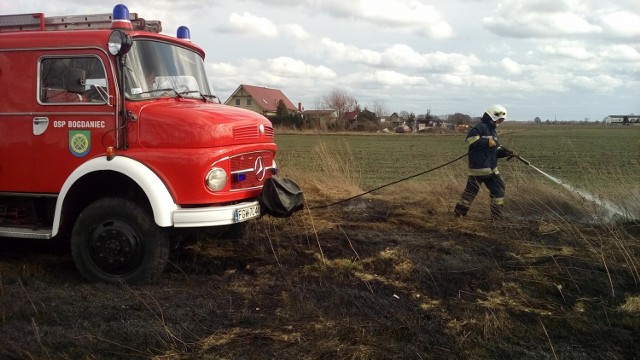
[177,26,191,41]
[111,4,133,30]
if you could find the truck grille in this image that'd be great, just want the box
[229,151,275,190]
[233,125,274,141]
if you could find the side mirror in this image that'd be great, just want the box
[65,67,86,94]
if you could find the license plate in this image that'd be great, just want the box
[234,204,260,222]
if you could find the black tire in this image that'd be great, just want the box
[71,197,169,284]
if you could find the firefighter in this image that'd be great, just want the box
[454,104,516,219]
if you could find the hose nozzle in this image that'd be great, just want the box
[515,156,530,166]
[502,146,530,166]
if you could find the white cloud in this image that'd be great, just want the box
[523,71,568,92]
[380,44,426,68]
[598,11,640,39]
[353,0,455,39]
[288,34,481,76]
[425,52,480,75]
[208,63,238,77]
[265,57,337,80]
[483,1,640,42]
[568,74,623,92]
[483,0,601,38]
[373,70,428,87]
[251,0,455,39]
[342,70,428,89]
[538,42,594,60]
[437,74,465,86]
[600,45,640,62]
[208,56,337,97]
[280,24,311,40]
[317,38,382,65]
[500,58,523,75]
[226,12,278,38]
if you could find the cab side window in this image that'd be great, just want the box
[40,57,108,104]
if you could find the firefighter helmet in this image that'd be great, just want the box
[485,104,507,124]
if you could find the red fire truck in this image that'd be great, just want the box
[0,5,280,284]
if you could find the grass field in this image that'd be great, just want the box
[276,123,640,189]
[276,123,640,220]
[1,123,639,359]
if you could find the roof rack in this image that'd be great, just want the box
[0,12,161,33]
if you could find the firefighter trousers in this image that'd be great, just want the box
[454,174,505,219]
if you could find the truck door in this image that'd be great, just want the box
[0,50,35,192]
[35,54,116,193]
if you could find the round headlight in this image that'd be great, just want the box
[205,167,227,191]
[108,30,132,56]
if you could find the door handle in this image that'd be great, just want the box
[33,117,49,135]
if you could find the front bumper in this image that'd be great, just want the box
[172,201,260,227]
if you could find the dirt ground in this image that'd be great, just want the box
[1,194,639,359]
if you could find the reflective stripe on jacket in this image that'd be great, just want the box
[465,113,509,176]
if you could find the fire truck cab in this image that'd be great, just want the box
[0,5,278,284]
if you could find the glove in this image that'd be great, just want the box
[488,138,497,148]
[506,149,518,161]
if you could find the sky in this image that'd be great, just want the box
[4,0,639,121]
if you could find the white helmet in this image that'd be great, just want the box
[485,104,507,124]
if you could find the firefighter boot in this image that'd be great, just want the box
[454,203,469,217]
[490,204,503,220]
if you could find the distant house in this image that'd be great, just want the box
[604,115,640,125]
[225,84,298,117]
[302,109,337,130]
[390,113,404,128]
[378,112,400,127]
[343,110,360,124]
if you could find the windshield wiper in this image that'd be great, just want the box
[201,94,218,103]
[176,90,219,103]
[136,88,183,98]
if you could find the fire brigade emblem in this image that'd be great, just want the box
[69,130,91,157]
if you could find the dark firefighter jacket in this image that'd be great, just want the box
[465,113,510,176]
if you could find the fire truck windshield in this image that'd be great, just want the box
[124,39,216,101]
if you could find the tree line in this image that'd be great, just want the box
[268,88,478,131]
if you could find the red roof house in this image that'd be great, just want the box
[224,84,298,117]
[343,110,360,122]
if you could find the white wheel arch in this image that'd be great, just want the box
[52,156,178,237]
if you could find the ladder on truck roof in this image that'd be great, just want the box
[0,12,161,33]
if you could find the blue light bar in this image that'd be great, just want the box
[177,26,191,41]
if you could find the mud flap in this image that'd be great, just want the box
[259,177,304,217]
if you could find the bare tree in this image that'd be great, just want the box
[371,98,389,117]
[320,89,358,122]
[313,97,324,110]
[449,112,473,125]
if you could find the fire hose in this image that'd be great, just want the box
[310,151,471,209]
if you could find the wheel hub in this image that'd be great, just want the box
[89,220,143,276]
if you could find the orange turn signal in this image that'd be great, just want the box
[106,146,116,161]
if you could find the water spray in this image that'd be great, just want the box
[508,152,631,221]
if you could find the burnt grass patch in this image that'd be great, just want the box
[1,196,639,359]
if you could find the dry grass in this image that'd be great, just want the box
[279,141,363,203]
